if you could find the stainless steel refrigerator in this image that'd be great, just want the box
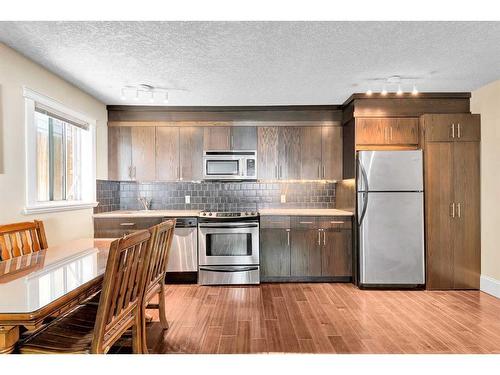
[357,150,425,286]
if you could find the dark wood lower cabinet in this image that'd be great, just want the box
[260,216,353,282]
[321,229,352,277]
[260,228,291,277]
[290,229,322,277]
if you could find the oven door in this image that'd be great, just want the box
[203,156,243,180]
[198,222,259,266]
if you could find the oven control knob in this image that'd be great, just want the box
[209,212,212,216]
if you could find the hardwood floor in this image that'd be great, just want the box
[130,283,500,354]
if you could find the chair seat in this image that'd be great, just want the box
[19,304,99,354]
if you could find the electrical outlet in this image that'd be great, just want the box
[185,195,191,204]
[280,194,286,203]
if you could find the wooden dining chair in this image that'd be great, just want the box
[0,220,48,261]
[19,229,154,354]
[140,219,176,353]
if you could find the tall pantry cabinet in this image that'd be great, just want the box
[420,114,481,290]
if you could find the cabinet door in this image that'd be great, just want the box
[180,127,204,181]
[108,127,132,180]
[257,127,279,180]
[454,114,481,142]
[203,127,231,150]
[425,142,455,289]
[156,127,179,180]
[322,126,343,180]
[388,118,419,145]
[355,118,386,145]
[300,127,322,179]
[321,229,352,277]
[131,127,156,181]
[453,142,480,289]
[278,127,301,180]
[260,228,291,277]
[231,127,257,150]
[290,229,322,276]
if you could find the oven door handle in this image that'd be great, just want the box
[199,223,259,228]
[199,266,259,273]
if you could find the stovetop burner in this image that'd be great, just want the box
[199,211,259,219]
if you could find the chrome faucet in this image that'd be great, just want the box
[138,197,151,210]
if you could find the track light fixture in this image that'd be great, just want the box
[363,76,421,96]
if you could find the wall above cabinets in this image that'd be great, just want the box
[107,105,344,182]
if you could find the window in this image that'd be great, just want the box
[24,88,97,213]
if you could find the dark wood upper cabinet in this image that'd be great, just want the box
[421,114,480,142]
[356,118,418,146]
[179,127,204,181]
[299,127,322,179]
[231,127,257,150]
[257,127,279,180]
[203,127,231,150]
[108,126,132,180]
[278,127,301,180]
[131,127,156,181]
[156,127,179,180]
[322,126,343,180]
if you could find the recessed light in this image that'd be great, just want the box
[381,87,388,96]
[396,85,403,96]
[366,89,373,96]
[412,85,419,96]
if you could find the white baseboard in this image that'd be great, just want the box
[480,275,500,299]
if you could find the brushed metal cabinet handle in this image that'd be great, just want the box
[457,203,461,218]
[128,166,132,179]
[457,123,461,138]
[451,124,455,138]
[322,165,325,179]
[318,164,321,179]
[286,229,290,246]
[450,202,455,218]
[299,221,314,224]
[323,231,326,245]
[317,230,321,245]
[279,165,282,179]
[330,221,345,224]
[390,126,393,141]
[120,222,136,226]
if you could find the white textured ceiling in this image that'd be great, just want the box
[1,21,499,105]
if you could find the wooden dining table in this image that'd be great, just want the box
[0,238,113,354]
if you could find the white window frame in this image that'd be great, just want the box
[23,87,98,214]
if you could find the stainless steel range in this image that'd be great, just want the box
[198,211,260,285]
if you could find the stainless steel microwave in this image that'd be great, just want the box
[203,150,257,181]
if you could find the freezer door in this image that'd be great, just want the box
[358,150,423,192]
[359,192,425,285]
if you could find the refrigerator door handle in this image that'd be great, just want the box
[357,157,370,226]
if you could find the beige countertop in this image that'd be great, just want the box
[94,208,354,218]
[93,210,200,218]
[258,208,354,216]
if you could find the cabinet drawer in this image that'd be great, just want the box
[317,217,352,230]
[291,217,318,229]
[94,217,163,238]
[260,216,290,229]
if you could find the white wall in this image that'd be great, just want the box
[471,79,500,297]
[0,43,107,245]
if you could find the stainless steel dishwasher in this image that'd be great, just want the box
[163,217,198,273]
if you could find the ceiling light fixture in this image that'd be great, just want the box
[412,84,419,96]
[381,86,388,96]
[396,84,403,96]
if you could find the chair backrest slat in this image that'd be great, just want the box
[145,220,176,293]
[0,221,48,261]
[91,229,153,353]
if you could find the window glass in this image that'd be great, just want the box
[34,111,83,202]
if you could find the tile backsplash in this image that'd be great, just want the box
[95,180,121,213]
[95,180,335,213]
